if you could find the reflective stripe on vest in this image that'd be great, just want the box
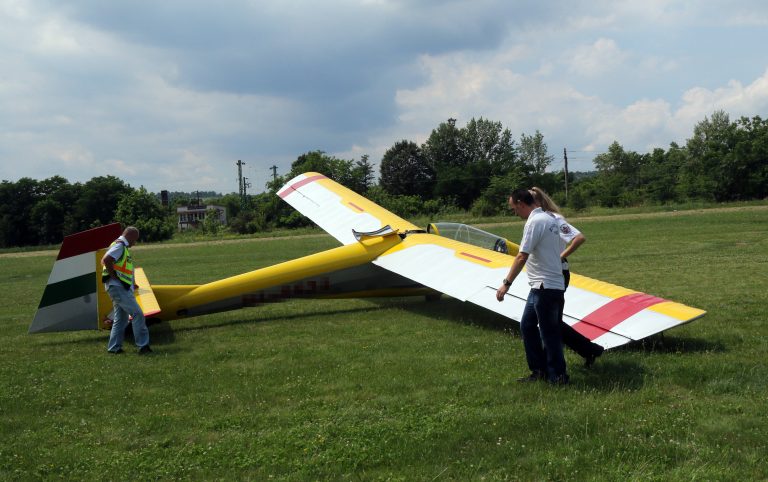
[101,240,134,285]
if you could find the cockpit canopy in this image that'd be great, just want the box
[426,222,516,255]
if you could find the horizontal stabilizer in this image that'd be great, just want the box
[134,268,161,317]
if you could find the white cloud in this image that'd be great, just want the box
[671,68,768,137]
[390,43,768,171]
[2,0,768,190]
[566,38,627,77]
[35,19,82,54]
[582,99,672,151]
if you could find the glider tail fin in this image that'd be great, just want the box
[29,223,123,333]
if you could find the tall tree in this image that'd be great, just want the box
[0,178,39,247]
[350,154,375,194]
[681,110,733,200]
[72,176,133,230]
[425,118,506,209]
[114,187,174,242]
[289,151,355,187]
[422,118,464,170]
[592,141,647,206]
[731,115,768,200]
[463,117,519,175]
[379,140,434,197]
[519,130,553,175]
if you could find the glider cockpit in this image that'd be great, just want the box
[427,222,514,256]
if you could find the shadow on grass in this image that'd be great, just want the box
[618,334,725,354]
[373,296,516,333]
[159,305,385,335]
[573,359,647,391]
[381,297,721,355]
[35,305,384,347]
[374,297,726,389]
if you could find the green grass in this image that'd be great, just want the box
[1,207,767,480]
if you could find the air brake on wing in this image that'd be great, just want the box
[352,225,397,241]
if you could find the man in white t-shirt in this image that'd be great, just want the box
[496,189,569,385]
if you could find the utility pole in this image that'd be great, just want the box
[243,177,251,197]
[270,165,278,183]
[236,160,249,209]
[563,148,569,201]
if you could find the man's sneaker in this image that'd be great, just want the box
[550,374,570,386]
[516,370,546,382]
[585,345,605,368]
[108,348,124,354]
[138,345,153,355]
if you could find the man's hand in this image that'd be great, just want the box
[497,252,528,302]
[496,284,509,302]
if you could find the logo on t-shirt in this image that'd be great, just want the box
[560,224,572,235]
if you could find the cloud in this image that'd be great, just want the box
[566,38,627,77]
[390,45,768,171]
[2,0,768,192]
[672,68,768,134]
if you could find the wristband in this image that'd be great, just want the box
[503,278,512,287]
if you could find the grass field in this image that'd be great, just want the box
[1,207,767,480]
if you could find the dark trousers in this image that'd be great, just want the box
[521,287,567,381]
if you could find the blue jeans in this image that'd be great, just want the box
[520,288,567,381]
[107,285,149,352]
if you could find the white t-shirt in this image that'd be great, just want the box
[519,207,565,290]
[552,213,581,270]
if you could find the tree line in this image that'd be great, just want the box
[1,110,766,248]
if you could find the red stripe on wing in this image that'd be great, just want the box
[459,252,491,263]
[572,292,666,340]
[278,174,328,198]
[348,202,364,212]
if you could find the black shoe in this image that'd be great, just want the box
[516,370,546,382]
[108,348,124,354]
[585,345,605,368]
[550,374,570,386]
[138,345,153,355]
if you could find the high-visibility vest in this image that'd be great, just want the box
[102,240,134,286]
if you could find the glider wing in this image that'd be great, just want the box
[277,172,421,245]
[280,173,706,350]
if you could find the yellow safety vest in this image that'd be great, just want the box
[102,240,134,286]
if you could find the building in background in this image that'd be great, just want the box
[176,204,227,230]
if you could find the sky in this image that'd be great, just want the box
[2,0,768,194]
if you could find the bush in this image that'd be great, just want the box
[470,198,498,217]
[568,189,588,212]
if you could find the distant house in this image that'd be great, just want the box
[176,204,227,230]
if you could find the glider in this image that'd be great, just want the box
[30,172,706,350]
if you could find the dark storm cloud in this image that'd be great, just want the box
[53,1,521,94]
[42,0,545,151]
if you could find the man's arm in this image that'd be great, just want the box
[101,253,118,280]
[496,252,529,302]
[101,243,124,280]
